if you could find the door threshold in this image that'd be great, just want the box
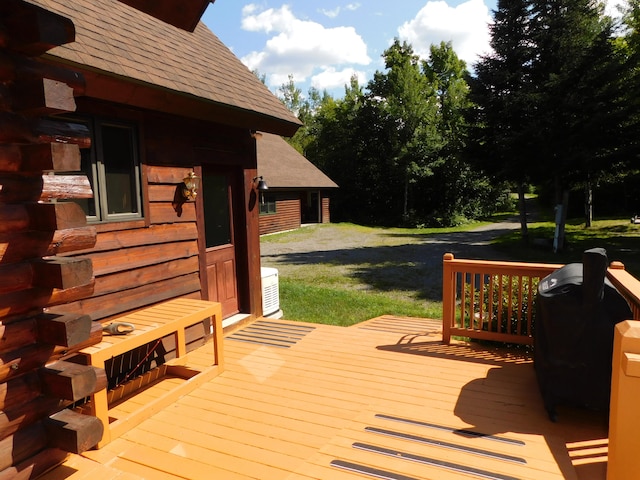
[222,313,251,330]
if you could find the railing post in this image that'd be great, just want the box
[442,253,455,344]
[608,320,640,480]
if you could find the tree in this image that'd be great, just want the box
[365,39,441,222]
[529,0,631,244]
[277,75,334,155]
[306,41,495,226]
[470,0,536,240]
[422,41,489,225]
[471,0,634,248]
[304,76,372,222]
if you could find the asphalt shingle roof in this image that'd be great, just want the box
[27,0,301,133]
[257,133,338,189]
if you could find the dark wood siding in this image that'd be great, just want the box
[52,101,255,322]
[321,193,331,224]
[259,191,300,235]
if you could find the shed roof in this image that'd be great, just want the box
[27,0,301,135]
[257,133,338,189]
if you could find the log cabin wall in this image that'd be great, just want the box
[44,100,258,393]
[0,1,109,476]
[0,0,283,475]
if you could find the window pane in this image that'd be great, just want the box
[259,194,276,214]
[101,125,138,215]
[203,173,231,248]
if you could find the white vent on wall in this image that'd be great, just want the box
[261,267,281,317]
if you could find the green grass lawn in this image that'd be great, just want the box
[278,278,441,326]
[493,218,640,278]
[262,217,640,326]
[261,222,491,326]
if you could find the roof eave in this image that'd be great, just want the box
[49,59,302,137]
[116,0,212,32]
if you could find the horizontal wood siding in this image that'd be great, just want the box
[321,194,331,224]
[54,104,251,322]
[259,191,300,235]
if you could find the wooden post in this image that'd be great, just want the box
[608,320,640,480]
[442,253,455,344]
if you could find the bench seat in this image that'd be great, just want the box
[75,298,223,448]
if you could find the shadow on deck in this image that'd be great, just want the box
[43,316,608,480]
[375,329,608,480]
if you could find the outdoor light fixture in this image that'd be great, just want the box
[182,171,200,201]
[253,176,268,192]
[253,176,268,205]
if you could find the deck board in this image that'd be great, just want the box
[49,315,608,480]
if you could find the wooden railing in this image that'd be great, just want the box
[442,254,640,345]
[605,262,640,479]
[606,262,640,321]
[442,253,562,345]
[441,253,640,478]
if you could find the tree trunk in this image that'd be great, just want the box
[517,183,529,243]
[584,178,593,227]
[554,189,569,252]
[403,173,409,219]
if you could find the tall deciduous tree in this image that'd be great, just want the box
[277,75,333,156]
[366,39,441,222]
[422,41,484,224]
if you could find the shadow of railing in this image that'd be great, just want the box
[377,338,608,479]
[377,338,531,367]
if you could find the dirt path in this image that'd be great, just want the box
[260,219,523,302]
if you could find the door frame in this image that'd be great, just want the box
[195,149,263,320]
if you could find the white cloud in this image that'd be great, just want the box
[319,7,341,18]
[311,67,367,91]
[319,3,361,18]
[398,0,492,68]
[240,5,371,89]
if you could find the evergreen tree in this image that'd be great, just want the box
[470,0,536,238]
[471,0,634,245]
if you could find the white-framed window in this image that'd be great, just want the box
[63,117,143,222]
[259,194,276,215]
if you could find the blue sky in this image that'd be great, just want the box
[202,0,624,99]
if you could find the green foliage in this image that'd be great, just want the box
[301,40,503,227]
[272,2,640,231]
[460,274,539,337]
[493,218,640,278]
[470,0,640,231]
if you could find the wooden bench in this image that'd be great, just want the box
[75,298,223,448]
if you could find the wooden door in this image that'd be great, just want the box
[201,169,239,317]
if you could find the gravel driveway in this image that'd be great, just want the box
[260,219,522,302]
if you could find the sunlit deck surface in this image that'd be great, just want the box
[45,316,608,480]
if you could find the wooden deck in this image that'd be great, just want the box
[42,316,608,480]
